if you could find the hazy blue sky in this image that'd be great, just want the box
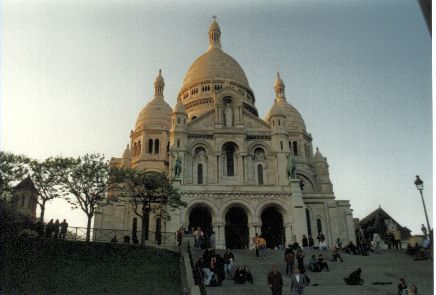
[1,0,432,234]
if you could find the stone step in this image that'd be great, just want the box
[192,248,433,295]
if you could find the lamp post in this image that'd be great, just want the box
[414,175,432,241]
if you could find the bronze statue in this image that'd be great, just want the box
[287,153,296,180]
[174,156,182,178]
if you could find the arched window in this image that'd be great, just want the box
[280,141,283,151]
[137,141,141,155]
[134,142,138,156]
[305,144,310,158]
[197,163,203,184]
[177,139,180,148]
[148,139,153,154]
[257,164,264,185]
[155,139,160,154]
[177,117,181,124]
[223,142,236,176]
[316,218,322,235]
[293,141,298,156]
[166,142,170,153]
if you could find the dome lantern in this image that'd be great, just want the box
[208,16,221,50]
[154,69,165,98]
[274,71,286,101]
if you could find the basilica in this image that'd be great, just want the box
[94,18,356,249]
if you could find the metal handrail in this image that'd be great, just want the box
[187,241,207,295]
[0,223,176,245]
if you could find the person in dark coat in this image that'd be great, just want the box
[244,265,253,284]
[267,265,283,295]
[234,266,246,284]
[398,278,408,295]
[60,219,68,240]
[45,219,54,238]
[53,219,60,239]
[302,235,308,249]
[344,268,364,285]
[284,245,295,275]
[318,254,329,271]
[215,254,225,285]
[297,251,305,273]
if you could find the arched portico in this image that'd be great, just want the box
[260,205,286,249]
[224,206,249,249]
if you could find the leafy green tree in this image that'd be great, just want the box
[29,158,64,225]
[53,154,113,242]
[112,168,186,245]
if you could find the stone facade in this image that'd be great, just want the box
[94,18,356,249]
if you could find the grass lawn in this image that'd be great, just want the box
[0,238,181,295]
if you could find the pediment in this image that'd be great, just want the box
[243,110,271,130]
[187,109,215,130]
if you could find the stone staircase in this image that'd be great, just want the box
[192,248,433,295]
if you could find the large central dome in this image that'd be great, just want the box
[178,18,256,119]
[182,47,250,89]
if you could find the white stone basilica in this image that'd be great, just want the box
[94,18,356,249]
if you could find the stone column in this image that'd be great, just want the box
[285,223,294,245]
[213,222,225,249]
[249,222,261,249]
[290,178,307,244]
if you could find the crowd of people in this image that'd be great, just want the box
[44,219,68,239]
[186,227,425,294]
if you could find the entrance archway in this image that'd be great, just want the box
[225,206,249,249]
[189,205,212,236]
[261,206,285,249]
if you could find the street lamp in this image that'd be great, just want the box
[414,175,432,242]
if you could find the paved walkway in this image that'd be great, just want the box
[192,248,433,295]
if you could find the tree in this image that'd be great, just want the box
[0,151,30,201]
[29,158,64,225]
[112,168,186,245]
[53,154,113,242]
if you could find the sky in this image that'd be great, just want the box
[1,0,432,235]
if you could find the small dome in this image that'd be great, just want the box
[173,99,187,114]
[266,100,306,131]
[135,96,172,130]
[122,144,132,159]
[267,100,286,118]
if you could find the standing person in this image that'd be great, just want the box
[302,235,308,249]
[223,248,235,277]
[297,250,305,273]
[60,219,68,240]
[385,230,392,249]
[209,231,216,249]
[253,233,260,257]
[258,236,267,258]
[45,219,54,239]
[398,278,408,295]
[176,227,183,247]
[291,267,307,295]
[53,219,60,239]
[308,236,314,249]
[194,227,203,249]
[267,265,283,295]
[285,244,294,275]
